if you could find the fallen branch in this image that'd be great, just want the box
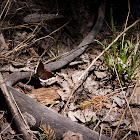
[44,2,105,71]
[0,73,33,140]
[6,85,112,140]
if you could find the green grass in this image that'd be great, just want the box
[103,8,139,85]
[49,45,60,61]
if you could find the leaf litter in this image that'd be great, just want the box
[0,0,140,139]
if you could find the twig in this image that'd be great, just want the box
[3,25,41,56]
[93,102,114,131]
[111,56,139,138]
[0,0,10,20]
[112,80,139,139]
[61,18,140,114]
[45,40,95,64]
[134,40,140,55]
[122,131,131,140]
[99,124,104,140]
[1,23,45,30]
[0,113,16,135]
[121,0,130,48]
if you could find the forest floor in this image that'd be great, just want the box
[0,0,140,139]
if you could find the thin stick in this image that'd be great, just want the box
[122,131,131,140]
[99,124,103,140]
[3,21,69,57]
[0,0,10,20]
[93,102,114,131]
[61,18,140,114]
[3,25,41,56]
[111,55,139,139]
[112,80,139,139]
[121,0,130,48]
[1,23,45,30]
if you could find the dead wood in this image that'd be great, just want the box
[0,73,33,140]
[44,2,105,71]
[5,71,32,86]
[7,85,112,140]
[23,13,64,23]
[5,2,105,87]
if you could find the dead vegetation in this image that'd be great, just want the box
[0,0,140,140]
